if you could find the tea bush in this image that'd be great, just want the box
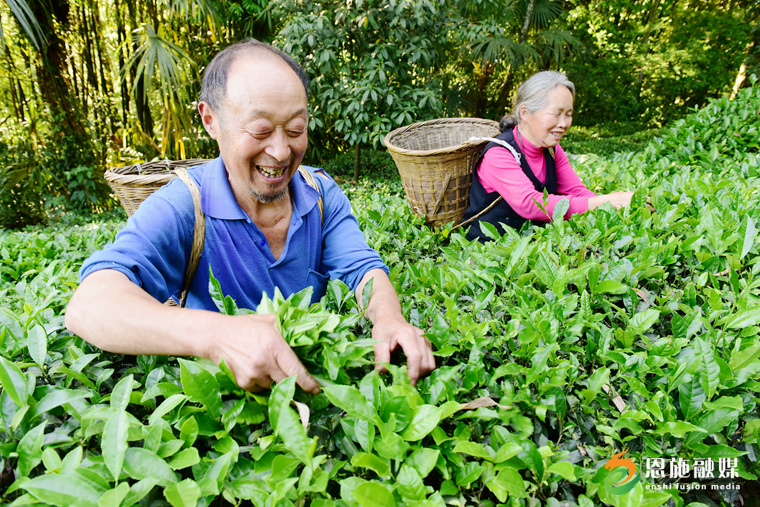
[1,85,759,506]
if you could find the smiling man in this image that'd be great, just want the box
[65,39,435,393]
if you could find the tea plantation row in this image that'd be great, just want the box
[1,84,759,506]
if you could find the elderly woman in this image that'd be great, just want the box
[461,70,635,242]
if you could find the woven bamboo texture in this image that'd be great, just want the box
[384,118,500,227]
[105,159,211,216]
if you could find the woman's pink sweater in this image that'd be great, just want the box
[477,126,596,222]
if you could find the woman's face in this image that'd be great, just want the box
[519,85,574,149]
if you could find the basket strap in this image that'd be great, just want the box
[467,137,522,166]
[454,136,523,231]
[174,167,206,308]
[171,166,322,308]
[298,166,324,225]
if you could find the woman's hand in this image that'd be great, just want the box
[587,191,635,210]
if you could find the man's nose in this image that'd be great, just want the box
[265,131,291,162]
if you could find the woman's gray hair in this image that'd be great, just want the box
[499,71,575,132]
[199,39,310,113]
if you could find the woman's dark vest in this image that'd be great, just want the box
[461,130,558,242]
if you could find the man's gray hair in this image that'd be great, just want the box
[499,70,575,132]
[199,39,310,112]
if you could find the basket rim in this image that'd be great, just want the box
[383,117,500,158]
[104,159,212,184]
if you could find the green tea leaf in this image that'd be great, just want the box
[0,354,29,407]
[102,410,129,480]
[178,358,222,419]
[594,280,629,294]
[27,324,47,367]
[353,481,396,507]
[122,478,159,507]
[724,306,760,329]
[169,447,200,470]
[208,268,238,315]
[164,479,202,507]
[351,452,390,478]
[552,197,570,222]
[729,343,760,371]
[696,339,720,400]
[99,483,130,507]
[739,215,757,259]
[361,277,374,309]
[629,309,659,335]
[406,448,440,478]
[123,448,178,487]
[21,473,100,507]
[149,393,188,426]
[18,421,46,477]
[270,375,315,466]
[401,404,442,441]
[485,466,528,502]
[109,374,134,412]
[396,465,425,501]
[197,452,233,496]
[651,421,707,438]
[323,384,378,422]
[547,461,577,481]
[28,389,92,420]
[526,343,559,385]
[678,375,705,420]
[453,441,493,461]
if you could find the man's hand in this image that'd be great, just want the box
[206,313,320,394]
[371,315,435,385]
[66,270,320,395]
[356,269,436,384]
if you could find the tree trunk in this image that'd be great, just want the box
[126,0,154,137]
[353,143,362,182]
[519,0,537,43]
[634,0,662,92]
[115,0,129,127]
[494,63,516,115]
[30,0,89,139]
[473,62,493,118]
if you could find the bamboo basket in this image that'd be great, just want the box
[104,159,211,216]
[384,118,500,227]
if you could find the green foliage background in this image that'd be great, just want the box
[0,0,758,226]
[0,81,759,506]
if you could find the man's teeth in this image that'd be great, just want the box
[258,166,286,178]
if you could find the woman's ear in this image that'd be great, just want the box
[519,104,529,121]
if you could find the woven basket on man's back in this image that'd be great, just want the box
[384,118,501,227]
[104,159,211,216]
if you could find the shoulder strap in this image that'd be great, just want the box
[298,166,324,225]
[173,167,205,308]
[454,136,522,230]
[172,166,321,308]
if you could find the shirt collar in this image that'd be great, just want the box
[201,157,320,220]
[513,126,543,157]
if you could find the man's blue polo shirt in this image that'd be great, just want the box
[80,157,388,310]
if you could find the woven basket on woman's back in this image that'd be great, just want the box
[104,159,211,216]
[384,118,500,227]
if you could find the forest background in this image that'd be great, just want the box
[0,0,758,228]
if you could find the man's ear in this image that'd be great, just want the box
[198,102,220,140]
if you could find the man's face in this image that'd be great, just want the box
[203,53,308,204]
